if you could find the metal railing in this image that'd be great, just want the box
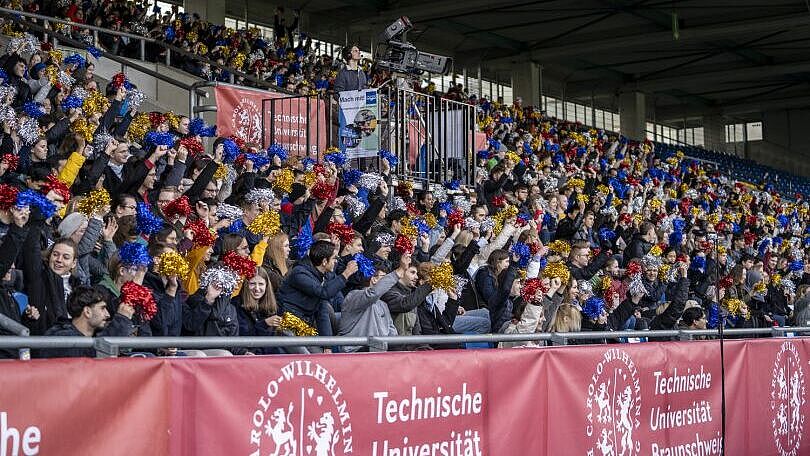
[0,327,807,359]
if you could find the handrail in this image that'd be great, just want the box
[0,327,808,358]
[0,7,290,94]
[7,15,208,96]
[0,313,28,336]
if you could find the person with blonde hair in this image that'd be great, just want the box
[264,232,291,292]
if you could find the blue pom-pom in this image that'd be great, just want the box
[86,46,102,59]
[582,297,605,320]
[136,202,164,235]
[778,214,789,228]
[599,227,617,242]
[672,219,686,233]
[221,139,240,162]
[301,157,317,170]
[296,226,314,259]
[538,256,548,271]
[378,149,398,168]
[443,179,460,190]
[324,150,347,167]
[244,153,271,169]
[343,169,362,187]
[353,253,376,278]
[690,256,706,271]
[511,242,531,269]
[517,213,531,224]
[267,143,288,161]
[412,218,430,236]
[438,201,453,214]
[16,190,56,219]
[61,95,83,111]
[542,212,553,227]
[477,150,490,161]
[773,236,783,247]
[488,139,501,150]
[0,69,8,83]
[706,303,720,329]
[188,118,217,137]
[23,102,44,119]
[63,54,86,68]
[668,230,683,247]
[143,131,176,147]
[118,242,152,267]
[789,260,804,273]
[165,26,176,41]
[223,218,245,234]
[758,239,771,257]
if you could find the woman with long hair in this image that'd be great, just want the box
[263,232,291,292]
[474,249,518,333]
[232,268,282,354]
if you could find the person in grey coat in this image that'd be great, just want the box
[333,45,367,94]
[338,266,400,352]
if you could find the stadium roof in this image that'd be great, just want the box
[299,0,810,122]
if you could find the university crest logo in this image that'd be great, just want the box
[586,348,641,456]
[770,340,806,456]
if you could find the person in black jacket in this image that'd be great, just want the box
[475,249,519,333]
[0,206,40,357]
[554,199,586,241]
[232,268,282,355]
[39,285,135,358]
[568,240,611,281]
[3,54,32,108]
[623,222,656,266]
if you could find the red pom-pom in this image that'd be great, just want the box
[676,254,688,263]
[149,112,166,129]
[111,72,128,89]
[327,222,355,245]
[312,164,326,176]
[228,135,246,152]
[491,195,505,208]
[744,232,756,246]
[311,180,332,201]
[719,275,734,290]
[394,234,414,254]
[447,209,464,229]
[700,241,713,251]
[121,281,157,321]
[42,174,71,203]
[163,195,192,219]
[281,202,293,215]
[234,153,247,167]
[0,184,19,210]
[2,154,18,171]
[179,137,204,158]
[521,278,547,304]
[619,213,632,224]
[406,202,421,216]
[223,251,257,278]
[184,218,215,248]
[528,241,541,255]
[715,221,727,232]
[626,261,641,277]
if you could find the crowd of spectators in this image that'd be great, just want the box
[0,2,808,359]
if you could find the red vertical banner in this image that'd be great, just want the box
[214,85,327,156]
[725,338,810,456]
[169,349,546,456]
[544,342,724,455]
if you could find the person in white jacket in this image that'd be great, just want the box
[500,276,563,348]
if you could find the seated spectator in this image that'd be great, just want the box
[338,262,399,352]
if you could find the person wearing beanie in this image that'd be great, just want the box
[58,212,89,244]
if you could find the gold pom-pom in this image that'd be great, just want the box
[649,245,662,256]
[548,240,571,257]
[577,194,589,204]
[155,250,190,279]
[198,44,208,55]
[164,111,180,130]
[717,245,727,255]
[127,113,151,142]
[658,264,670,281]
[771,274,782,287]
[765,215,776,227]
[247,211,281,236]
[75,188,110,215]
[600,275,612,291]
[428,262,456,292]
[424,213,437,229]
[71,118,95,142]
[186,31,198,42]
[213,164,229,181]
[83,91,111,116]
[232,52,246,68]
[505,151,521,165]
[567,178,585,190]
[302,171,317,187]
[45,65,59,85]
[596,184,609,195]
[491,204,518,236]
[272,168,294,193]
[48,50,63,65]
[649,198,662,211]
[399,216,418,239]
[280,312,317,336]
[543,261,570,283]
[723,298,744,316]
[708,213,720,224]
[754,281,767,294]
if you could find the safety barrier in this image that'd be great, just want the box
[2,336,809,455]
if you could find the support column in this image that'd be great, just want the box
[184,0,225,24]
[511,61,541,107]
[702,114,727,153]
[618,91,646,141]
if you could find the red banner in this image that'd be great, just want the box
[2,338,810,455]
[214,85,327,156]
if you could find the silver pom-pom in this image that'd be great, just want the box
[132,23,148,35]
[453,196,471,215]
[782,278,796,296]
[452,275,468,297]
[542,176,558,194]
[71,87,88,100]
[0,86,17,106]
[390,196,407,212]
[685,189,699,200]
[92,132,112,155]
[433,186,448,203]
[199,265,241,295]
[480,217,495,233]
[245,188,276,205]
[641,254,661,270]
[80,34,94,46]
[464,217,480,230]
[58,71,75,90]
[578,280,594,298]
[375,232,394,247]
[344,195,365,218]
[357,172,382,189]
[126,89,145,109]
[7,34,39,56]
[0,105,16,128]
[628,275,647,297]
[216,203,243,220]
[17,117,39,146]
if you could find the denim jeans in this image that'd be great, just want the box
[453,308,492,334]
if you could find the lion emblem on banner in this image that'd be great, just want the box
[231,96,262,145]
[249,361,353,456]
[770,340,806,456]
[586,348,641,456]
